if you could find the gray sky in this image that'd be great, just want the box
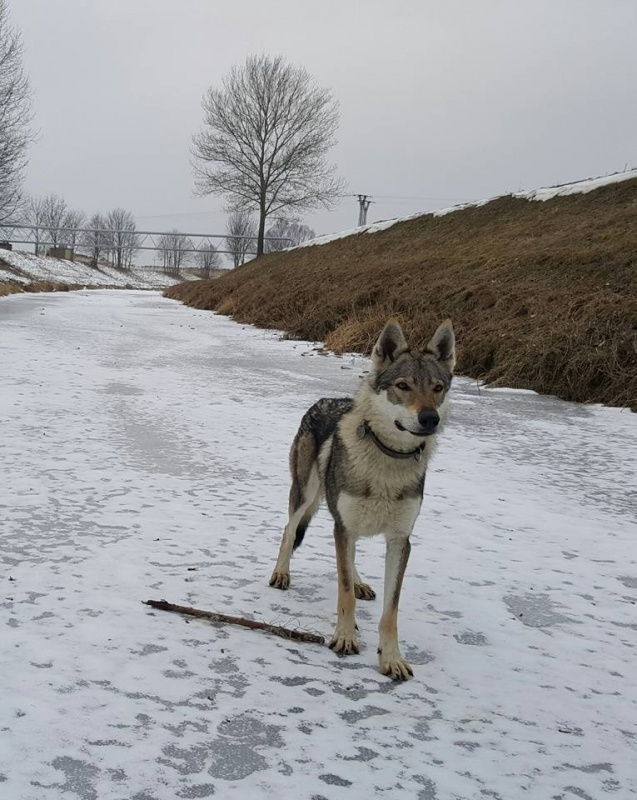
[11,0,637,259]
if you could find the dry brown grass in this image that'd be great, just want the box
[0,281,75,297]
[0,282,24,297]
[165,179,637,410]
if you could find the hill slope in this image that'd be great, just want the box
[165,174,637,410]
[0,250,203,295]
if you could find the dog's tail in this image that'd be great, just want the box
[293,514,312,550]
[287,428,321,552]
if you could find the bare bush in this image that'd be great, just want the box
[264,218,315,252]
[197,243,223,277]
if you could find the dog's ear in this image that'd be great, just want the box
[427,319,456,372]
[372,319,408,369]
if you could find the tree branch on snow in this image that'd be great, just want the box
[143,599,325,645]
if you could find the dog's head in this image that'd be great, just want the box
[368,319,455,438]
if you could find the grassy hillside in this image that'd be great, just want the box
[165,178,637,411]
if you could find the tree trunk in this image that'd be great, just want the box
[257,194,266,257]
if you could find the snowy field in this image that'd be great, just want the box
[1,290,636,800]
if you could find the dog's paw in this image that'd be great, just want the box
[354,582,376,601]
[269,571,290,590]
[378,649,413,681]
[329,629,359,655]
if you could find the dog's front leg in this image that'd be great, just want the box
[329,524,359,655]
[378,534,413,680]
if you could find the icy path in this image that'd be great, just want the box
[1,290,635,800]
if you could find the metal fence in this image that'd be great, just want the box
[0,223,290,256]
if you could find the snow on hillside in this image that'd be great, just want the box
[296,168,637,250]
[0,250,196,289]
[0,266,30,284]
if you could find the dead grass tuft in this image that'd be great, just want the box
[0,281,76,298]
[165,178,637,410]
[0,282,24,297]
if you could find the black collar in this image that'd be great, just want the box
[356,421,426,462]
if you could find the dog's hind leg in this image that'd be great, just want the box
[349,539,376,601]
[269,432,320,591]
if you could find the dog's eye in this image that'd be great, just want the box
[395,381,410,391]
[433,383,444,393]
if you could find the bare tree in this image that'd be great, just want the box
[192,54,344,257]
[0,0,32,224]
[82,213,107,267]
[225,209,256,269]
[62,209,86,250]
[105,208,140,269]
[158,229,191,273]
[197,243,223,278]
[24,194,47,254]
[264,218,315,252]
[25,195,86,253]
[40,193,68,249]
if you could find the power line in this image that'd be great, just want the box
[135,210,217,220]
[134,193,476,220]
[373,194,476,202]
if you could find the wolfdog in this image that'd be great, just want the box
[269,319,455,680]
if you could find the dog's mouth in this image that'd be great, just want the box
[395,420,433,437]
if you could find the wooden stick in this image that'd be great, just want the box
[143,599,325,645]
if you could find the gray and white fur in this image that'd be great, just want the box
[270,319,455,680]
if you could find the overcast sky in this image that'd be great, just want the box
[11,0,637,259]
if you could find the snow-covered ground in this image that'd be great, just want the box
[296,168,637,249]
[1,290,635,800]
[0,250,196,289]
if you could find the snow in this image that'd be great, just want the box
[1,290,636,800]
[0,250,197,289]
[0,266,30,284]
[296,168,637,249]
[513,169,637,201]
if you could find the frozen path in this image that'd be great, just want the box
[1,290,636,800]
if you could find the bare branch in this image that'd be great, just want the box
[0,0,33,223]
[143,599,325,645]
[225,209,256,268]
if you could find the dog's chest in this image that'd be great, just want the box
[336,486,422,537]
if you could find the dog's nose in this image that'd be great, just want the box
[417,410,440,431]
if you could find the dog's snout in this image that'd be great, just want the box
[417,410,440,431]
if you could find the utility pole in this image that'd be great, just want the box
[356,194,372,226]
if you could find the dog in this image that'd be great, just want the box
[269,319,455,680]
